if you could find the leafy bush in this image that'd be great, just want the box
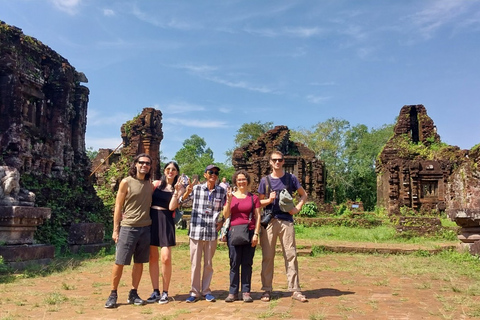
[21,170,111,250]
[298,202,319,217]
[0,256,11,274]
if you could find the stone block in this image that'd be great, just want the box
[69,243,111,254]
[0,206,51,244]
[0,244,54,262]
[68,223,105,245]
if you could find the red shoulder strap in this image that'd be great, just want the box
[152,180,161,192]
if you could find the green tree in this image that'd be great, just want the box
[224,120,274,172]
[291,118,394,209]
[291,118,350,203]
[234,121,274,147]
[343,124,394,210]
[86,147,98,160]
[174,134,215,178]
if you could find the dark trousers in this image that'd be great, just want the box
[227,229,256,294]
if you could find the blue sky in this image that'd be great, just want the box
[2,0,480,163]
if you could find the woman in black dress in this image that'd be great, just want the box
[147,161,184,304]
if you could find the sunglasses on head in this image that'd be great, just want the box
[271,158,284,163]
[207,170,219,175]
[137,161,151,166]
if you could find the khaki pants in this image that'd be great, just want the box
[260,218,301,292]
[189,238,217,297]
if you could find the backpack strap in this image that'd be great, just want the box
[265,175,273,195]
[248,193,254,221]
[285,172,292,194]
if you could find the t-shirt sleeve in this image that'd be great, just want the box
[253,194,261,208]
[258,177,266,194]
[291,174,301,192]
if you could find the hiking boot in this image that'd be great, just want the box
[104,293,117,308]
[127,290,146,306]
[146,291,161,303]
[158,291,169,304]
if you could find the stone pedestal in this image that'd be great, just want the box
[0,206,54,269]
[447,208,480,255]
[0,206,51,244]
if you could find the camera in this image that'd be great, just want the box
[260,209,273,228]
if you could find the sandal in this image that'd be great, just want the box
[292,291,308,302]
[260,291,271,302]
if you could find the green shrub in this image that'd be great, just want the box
[21,171,111,250]
[298,202,319,217]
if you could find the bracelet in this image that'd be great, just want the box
[254,233,259,236]
[172,194,178,197]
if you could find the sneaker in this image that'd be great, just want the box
[186,295,198,303]
[204,293,216,302]
[104,293,117,308]
[127,290,146,306]
[242,292,253,303]
[224,294,236,302]
[158,291,169,304]
[146,291,161,303]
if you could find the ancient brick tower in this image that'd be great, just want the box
[232,125,326,204]
[376,104,480,215]
[0,21,90,175]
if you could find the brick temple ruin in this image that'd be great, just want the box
[376,105,480,252]
[232,125,326,204]
[0,20,108,261]
[0,21,90,174]
[91,107,164,185]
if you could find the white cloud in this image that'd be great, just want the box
[204,76,274,94]
[164,117,228,128]
[306,94,330,104]
[405,0,473,40]
[174,64,218,74]
[310,81,336,86]
[103,9,115,16]
[171,63,275,94]
[49,0,82,15]
[154,102,206,115]
[285,27,323,38]
[131,5,194,30]
[218,107,232,114]
[245,26,323,39]
[85,137,123,151]
[87,109,131,126]
[244,27,278,37]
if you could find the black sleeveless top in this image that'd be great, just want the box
[152,187,173,209]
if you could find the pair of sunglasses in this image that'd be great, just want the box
[207,170,219,175]
[137,161,151,166]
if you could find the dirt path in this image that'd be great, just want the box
[0,239,478,320]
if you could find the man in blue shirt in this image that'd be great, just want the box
[258,151,308,303]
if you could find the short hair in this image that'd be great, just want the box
[270,150,284,160]
[128,153,153,180]
[232,169,251,186]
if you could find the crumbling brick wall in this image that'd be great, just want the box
[232,125,325,204]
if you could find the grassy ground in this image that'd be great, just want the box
[2,242,480,319]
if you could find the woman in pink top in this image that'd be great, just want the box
[223,170,261,302]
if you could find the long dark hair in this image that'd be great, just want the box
[128,153,153,180]
[157,161,180,190]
